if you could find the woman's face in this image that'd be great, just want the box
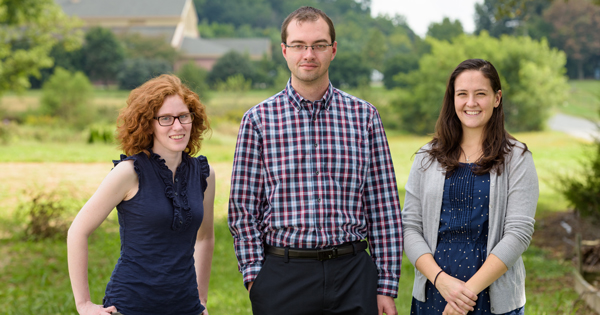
[454,70,501,134]
[151,95,192,157]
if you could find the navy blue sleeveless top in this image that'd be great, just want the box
[103,150,209,315]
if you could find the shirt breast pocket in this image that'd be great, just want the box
[326,141,366,191]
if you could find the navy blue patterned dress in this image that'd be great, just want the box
[103,150,209,315]
[411,164,524,315]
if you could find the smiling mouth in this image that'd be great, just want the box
[465,111,481,116]
[170,135,184,140]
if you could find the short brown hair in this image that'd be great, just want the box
[281,6,335,44]
[116,74,210,157]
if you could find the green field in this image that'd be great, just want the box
[0,84,596,314]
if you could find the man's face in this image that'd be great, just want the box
[281,17,337,86]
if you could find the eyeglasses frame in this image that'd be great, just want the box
[153,112,195,126]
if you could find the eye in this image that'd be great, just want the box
[180,113,190,119]
[315,45,326,49]
[159,116,171,123]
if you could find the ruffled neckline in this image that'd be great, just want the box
[148,149,192,231]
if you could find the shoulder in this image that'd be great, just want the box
[332,88,377,111]
[243,90,286,118]
[507,139,532,161]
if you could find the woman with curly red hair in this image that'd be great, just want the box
[68,74,214,315]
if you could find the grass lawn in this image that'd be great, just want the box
[0,85,596,314]
[0,130,591,314]
[558,80,600,120]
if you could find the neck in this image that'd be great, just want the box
[291,75,329,102]
[152,147,182,177]
[461,128,484,149]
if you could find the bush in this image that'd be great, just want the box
[17,190,78,241]
[40,67,94,130]
[215,74,252,93]
[87,125,115,144]
[558,127,600,222]
[176,61,211,101]
[117,58,173,90]
[329,51,371,89]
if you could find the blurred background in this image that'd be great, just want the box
[1,0,600,314]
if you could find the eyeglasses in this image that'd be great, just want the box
[154,113,194,126]
[284,43,333,53]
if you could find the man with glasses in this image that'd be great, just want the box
[229,6,402,315]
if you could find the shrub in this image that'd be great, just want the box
[175,61,211,101]
[558,131,600,222]
[87,125,115,144]
[17,190,77,241]
[208,51,256,85]
[215,74,252,93]
[40,67,94,130]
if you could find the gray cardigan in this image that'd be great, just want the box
[402,141,538,314]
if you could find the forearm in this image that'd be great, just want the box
[194,237,214,305]
[414,253,443,284]
[67,228,93,310]
[465,254,508,294]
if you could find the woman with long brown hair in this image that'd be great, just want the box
[403,59,538,315]
[67,74,214,315]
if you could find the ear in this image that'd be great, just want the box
[494,90,502,108]
[281,42,287,59]
[330,41,337,61]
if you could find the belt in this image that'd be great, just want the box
[265,241,368,261]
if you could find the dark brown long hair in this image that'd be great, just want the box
[423,59,527,176]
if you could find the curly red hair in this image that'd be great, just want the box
[116,74,210,157]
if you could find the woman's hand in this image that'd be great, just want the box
[435,272,477,314]
[201,301,209,315]
[77,301,117,315]
[442,303,468,315]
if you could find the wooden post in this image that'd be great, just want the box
[576,233,582,275]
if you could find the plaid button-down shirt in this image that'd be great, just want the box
[228,81,403,297]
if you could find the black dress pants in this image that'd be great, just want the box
[249,250,379,315]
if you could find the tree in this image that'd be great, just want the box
[81,27,125,86]
[475,0,551,38]
[544,0,600,79]
[176,61,210,101]
[382,53,419,89]
[118,33,179,65]
[40,67,94,129]
[427,18,464,42]
[208,51,256,85]
[0,0,82,94]
[117,58,173,90]
[391,32,568,134]
[329,51,371,89]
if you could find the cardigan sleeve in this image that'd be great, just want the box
[489,146,539,268]
[402,151,435,266]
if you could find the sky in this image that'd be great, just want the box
[370,0,485,38]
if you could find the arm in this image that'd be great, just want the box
[195,165,215,312]
[67,160,138,315]
[228,113,265,289]
[363,110,403,301]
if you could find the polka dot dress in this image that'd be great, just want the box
[411,164,524,315]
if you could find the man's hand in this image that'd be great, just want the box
[247,281,254,293]
[377,295,397,315]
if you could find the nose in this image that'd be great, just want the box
[172,117,184,129]
[302,46,317,59]
[466,95,477,107]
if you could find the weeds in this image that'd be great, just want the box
[17,189,80,241]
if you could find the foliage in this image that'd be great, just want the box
[0,0,83,95]
[40,67,94,130]
[215,74,252,93]
[544,0,600,80]
[117,58,173,90]
[557,119,600,221]
[176,61,211,101]
[28,40,85,89]
[87,125,115,144]
[208,51,256,85]
[382,54,419,89]
[17,190,76,241]
[426,18,464,42]
[329,51,371,89]
[81,27,125,86]
[118,33,179,65]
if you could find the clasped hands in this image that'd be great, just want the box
[435,272,478,315]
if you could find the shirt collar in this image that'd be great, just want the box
[285,79,334,112]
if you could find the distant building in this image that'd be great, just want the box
[55,0,271,70]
